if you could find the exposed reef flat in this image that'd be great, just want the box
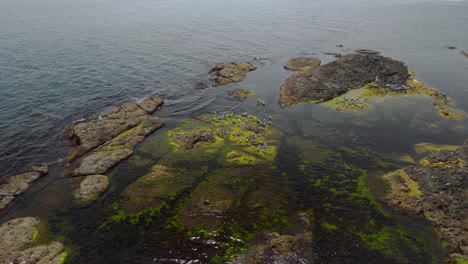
[383,140,468,262]
[0,163,48,210]
[209,62,257,87]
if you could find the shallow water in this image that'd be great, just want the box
[0,0,467,263]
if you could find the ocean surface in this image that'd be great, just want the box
[0,0,468,263]
[1,0,467,176]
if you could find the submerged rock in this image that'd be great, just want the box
[65,96,164,161]
[355,49,380,55]
[209,62,257,87]
[0,217,66,264]
[74,175,110,202]
[279,53,410,106]
[284,57,321,71]
[233,213,314,264]
[231,88,256,101]
[383,140,468,260]
[0,163,48,210]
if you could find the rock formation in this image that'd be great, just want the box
[0,164,48,210]
[209,62,257,87]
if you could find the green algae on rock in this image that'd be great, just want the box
[382,140,468,262]
[231,88,256,101]
[283,57,321,71]
[0,217,68,264]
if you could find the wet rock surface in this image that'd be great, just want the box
[0,217,66,264]
[231,88,256,101]
[234,213,314,264]
[69,116,165,176]
[0,164,48,210]
[74,175,110,202]
[384,140,468,260]
[65,96,164,161]
[172,130,216,148]
[284,57,321,71]
[279,53,410,106]
[209,62,257,87]
[65,96,165,177]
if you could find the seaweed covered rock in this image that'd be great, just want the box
[0,163,48,210]
[279,53,410,106]
[209,62,257,87]
[65,96,164,161]
[172,130,215,148]
[383,140,468,261]
[233,213,314,264]
[284,57,321,71]
[231,88,256,101]
[0,217,67,264]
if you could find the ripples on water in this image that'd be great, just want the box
[0,0,467,176]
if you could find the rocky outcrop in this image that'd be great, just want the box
[65,96,165,176]
[69,116,165,176]
[65,96,164,161]
[0,217,66,264]
[209,62,257,87]
[384,140,468,261]
[279,53,410,106]
[74,175,109,202]
[284,57,321,71]
[0,164,48,210]
[355,49,380,55]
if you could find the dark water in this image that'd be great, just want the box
[1,0,468,263]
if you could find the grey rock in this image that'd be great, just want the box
[279,53,410,106]
[0,217,66,264]
[65,99,164,161]
[209,62,257,87]
[284,57,321,71]
[137,96,164,114]
[0,164,48,210]
[74,175,109,201]
[69,116,165,176]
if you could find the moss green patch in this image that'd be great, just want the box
[383,169,422,198]
[457,258,468,264]
[414,143,460,155]
[31,230,40,242]
[321,221,338,231]
[419,157,465,168]
[58,251,69,264]
[433,103,465,120]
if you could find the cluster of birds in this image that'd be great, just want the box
[334,97,369,111]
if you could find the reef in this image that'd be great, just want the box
[279,53,411,106]
[64,96,164,161]
[383,140,468,262]
[209,62,257,87]
[283,57,321,71]
[0,217,68,264]
[0,163,48,210]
